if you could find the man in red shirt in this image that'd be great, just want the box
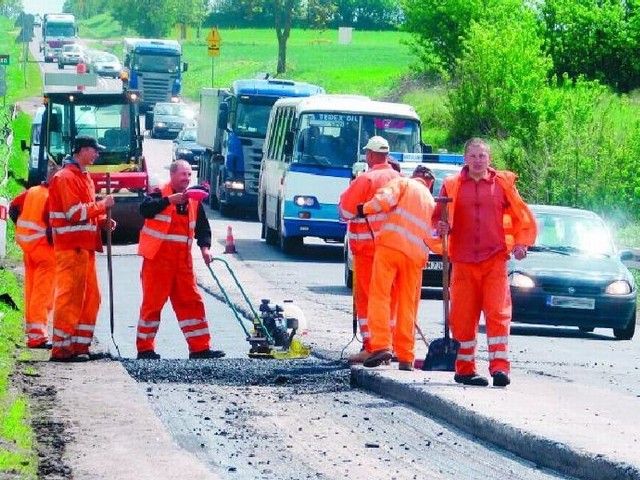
[338,136,400,363]
[433,138,536,387]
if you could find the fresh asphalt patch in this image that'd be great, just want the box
[122,357,351,393]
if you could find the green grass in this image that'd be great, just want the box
[0,14,43,479]
[182,29,414,99]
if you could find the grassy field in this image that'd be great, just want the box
[80,16,417,101]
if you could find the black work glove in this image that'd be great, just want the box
[356,204,365,218]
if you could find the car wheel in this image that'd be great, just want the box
[613,309,636,340]
[58,63,63,70]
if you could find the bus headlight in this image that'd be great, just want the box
[294,196,319,208]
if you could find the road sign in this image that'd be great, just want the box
[15,27,33,43]
[0,55,8,66]
[207,28,221,57]
[44,72,98,88]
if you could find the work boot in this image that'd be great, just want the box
[362,349,392,368]
[347,350,370,365]
[49,354,90,363]
[137,350,161,360]
[30,341,52,350]
[189,349,226,359]
[454,373,489,387]
[398,361,414,371]
[492,371,511,387]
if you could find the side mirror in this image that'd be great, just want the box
[218,103,229,130]
[619,250,635,262]
[283,131,294,156]
[145,111,154,130]
[182,62,188,73]
[21,139,29,152]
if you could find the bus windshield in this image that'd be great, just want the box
[133,54,180,74]
[294,113,421,168]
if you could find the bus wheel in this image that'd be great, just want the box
[279,232,302,253]
[262,206,277,245]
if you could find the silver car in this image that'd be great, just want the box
[58,44,86,69]
[88,51,122,78]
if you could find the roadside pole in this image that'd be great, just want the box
[207,26,221,87]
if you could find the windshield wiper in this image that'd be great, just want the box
[528,245,571,256]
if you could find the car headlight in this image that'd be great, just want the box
[605,280,632,295]
[176,148,191,155]
[154,122,166,128]
[509,272,535,289]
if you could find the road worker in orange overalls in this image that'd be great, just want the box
[359,165,436,371]
[136,160,225,360]
[433,138,537,387]
[338,136,401,364]
[9,163,59,349]
[48,136,115,362]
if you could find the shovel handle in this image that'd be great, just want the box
[435,197,452,340]
[105,173,114,337]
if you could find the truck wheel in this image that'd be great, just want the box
[58,63,63,70]
[220,203,233,217]
[209,192,219,210]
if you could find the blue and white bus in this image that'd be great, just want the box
[258,94,425,252]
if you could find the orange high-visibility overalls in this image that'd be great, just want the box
[136,184,211,354]
[12,185,55,347]
[339,164,400,351]
[48,164,106,359]
[439,170,537,376]
[363,177,436,364]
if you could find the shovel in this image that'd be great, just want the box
[105,173,121,357]
[422,197,459,371]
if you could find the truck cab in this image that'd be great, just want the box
[26,89,146,239]
[197,79,324,217]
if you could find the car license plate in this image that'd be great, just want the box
[427,261,443,270]
[546,295,595,310]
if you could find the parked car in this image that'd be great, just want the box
[172,126,205,168]
[343,159,463,288]
[148,102,196,139]
[87,51,122,78]
[509,204,637,339]
[58,44,86,69]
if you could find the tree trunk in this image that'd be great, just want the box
[275,0,295,74]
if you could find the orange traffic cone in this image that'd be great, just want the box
[224,225,237,254]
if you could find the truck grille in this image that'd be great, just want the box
[241,138,265,194]
[139,73,174,105]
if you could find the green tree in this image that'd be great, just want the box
[110,0,179,37]
[541,0,640,93]
[448,4,550,144]
[400,0,484,78]
[63,0,109,19]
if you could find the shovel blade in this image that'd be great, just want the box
[422,337,460,372]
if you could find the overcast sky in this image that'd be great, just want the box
[23,0,65,15]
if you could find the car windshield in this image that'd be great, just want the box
[181,129,197,141]
[534,211,615,256]
[95,53,116,62]
[155,103,194,119]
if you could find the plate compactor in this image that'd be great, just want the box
[207,258,311,359]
